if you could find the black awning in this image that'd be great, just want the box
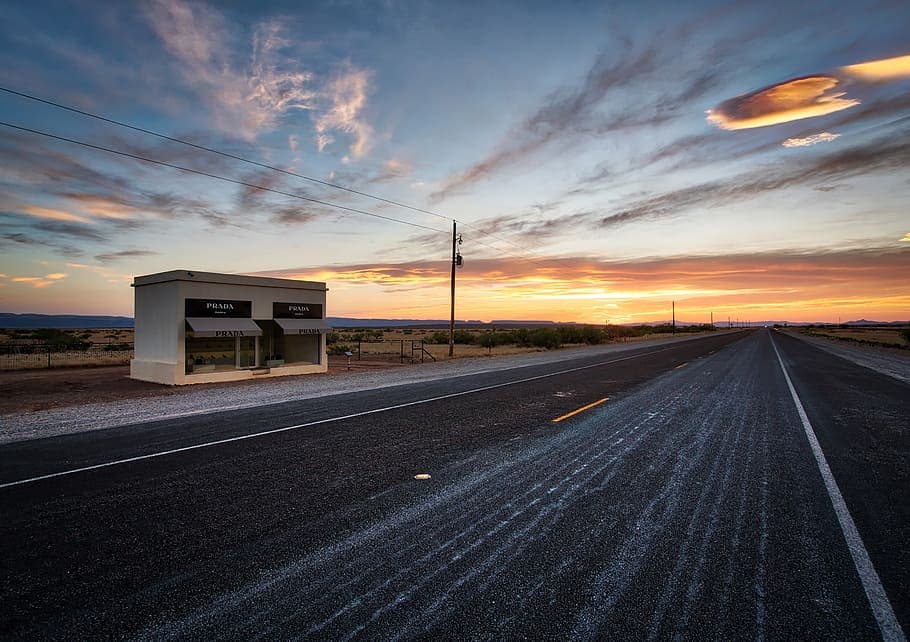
[275,319,333,335]
[186,317,262,338]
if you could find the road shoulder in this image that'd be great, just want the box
[782,330,910,383]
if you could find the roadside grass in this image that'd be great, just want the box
[801,326,910,350]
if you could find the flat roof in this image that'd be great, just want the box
[132,270,327,291]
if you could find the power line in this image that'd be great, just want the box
[0,86,580,268]
[1,119,568,272]
[0,121,448,234]
[0,86,453,223]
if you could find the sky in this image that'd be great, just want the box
[0,0,908,324]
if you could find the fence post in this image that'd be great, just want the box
[47,345,51,368]
[358,340,361,360]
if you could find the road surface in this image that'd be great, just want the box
[1,329,907,640]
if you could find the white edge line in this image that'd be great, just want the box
[771,335,906,642]
[1,343,687,490]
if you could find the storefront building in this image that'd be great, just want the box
[130,270,330,385]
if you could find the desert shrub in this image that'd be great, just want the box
[901,328,910,345]
[477,331,514,352]
[477,332,497,353]
[528,327,561,349]
[328,343,353,356]
[453,330,475,344]
[28,328,89,349]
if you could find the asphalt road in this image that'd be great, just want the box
[0,329,907,640]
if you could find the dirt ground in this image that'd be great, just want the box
[0,356,404,415]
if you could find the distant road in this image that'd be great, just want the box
[1,329,907,640]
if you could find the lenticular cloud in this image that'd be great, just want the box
[706,54,910,131]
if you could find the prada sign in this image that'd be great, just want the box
[273,302,323,319]
[185,298,252,318]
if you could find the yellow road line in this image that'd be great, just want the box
[675,362,688,369]
[552,397,610,423]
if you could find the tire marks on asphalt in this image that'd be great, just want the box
[140,332,888,640]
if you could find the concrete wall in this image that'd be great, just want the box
[133,280,181,364]
[131,280,182,384]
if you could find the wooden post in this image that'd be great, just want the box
[449,220,457,358]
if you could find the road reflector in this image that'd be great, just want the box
[414,473,431,480]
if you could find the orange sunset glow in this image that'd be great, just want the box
[258,248,910,324]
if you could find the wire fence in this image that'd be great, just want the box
[0,343,134,370]
[330,340,435,364]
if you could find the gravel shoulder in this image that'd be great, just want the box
[782,330,910,383]
[0,333,719,445]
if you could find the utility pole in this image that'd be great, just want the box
[672,301,675,334]
[449,220,457,358]
[710,311,713,328]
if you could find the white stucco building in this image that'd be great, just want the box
[130,270,330,385]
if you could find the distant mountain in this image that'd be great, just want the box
[843,319,909,326]
[0,313,134,329]
[327,317,487,328]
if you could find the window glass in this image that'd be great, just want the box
[186,336,236,373]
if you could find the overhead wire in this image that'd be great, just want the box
[0,121,449,234]
[0,85,577,270]
[0,86,452,223]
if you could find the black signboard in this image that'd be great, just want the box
[273,302,323,319]
[185,298,252,318]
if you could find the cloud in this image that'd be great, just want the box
[901,233,910,242]
[313,65,373,157]
[0,131,244,244]
[256,246,910,321]
[145,1,315,139]
[707,53,910,131]
[840,54,910,82]
[11,273,69,288]
[429,43,663,201]
[782,132,841,148]
[0,231,86,258]
[28,219,109,242]
[597,130,910,229]
[707,75,859,131]
[288,134,299,152]
[145,1,375,154]
[271,205,322,226]
[94,250,159,263]
[368,159,412,183]
[21,205,91,224]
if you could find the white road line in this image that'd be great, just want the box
[0,343,687,490]
[771,336,906,642]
